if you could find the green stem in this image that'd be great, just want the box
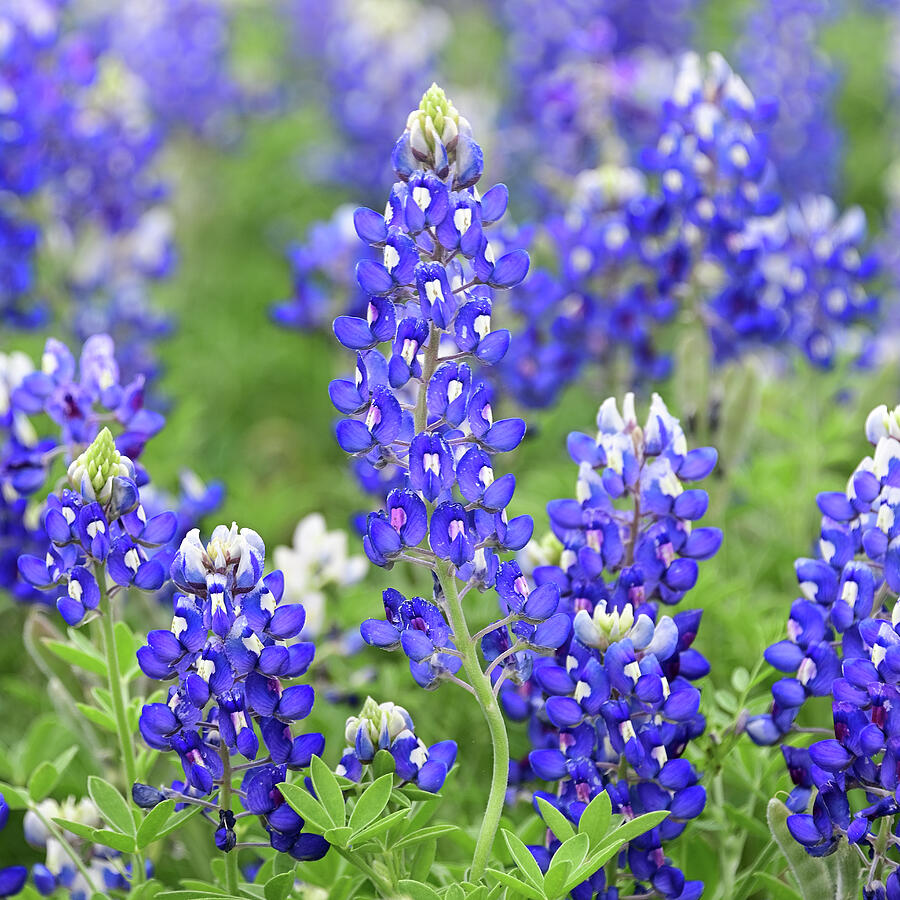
[94,565,144,885]
[435,560,510,882]
[414,323,440,434]
[219,743,240,893]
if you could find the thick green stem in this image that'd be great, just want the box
[435,560,510,881]
[95,565,143,884]
[219,743,240,893]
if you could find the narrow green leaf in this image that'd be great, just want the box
[28,762,59,802]
[750,872,803,900]
[263,872,294,900]
[328,875,363,900]
[88,775,135,836]
[766,798,836,900]
[411,838,437,883]
[115,620,139,678]
[75,703,116,733]
[348,773,393,832]
[396,881,440,900]
[502,828,544,889]
[310,755,345,827]
[43,639,107,676]
[278,782,333,832]
[399,785,441,802]
[346,808,408,845]
[393,823,460,850]
[146,801,203,844]
[831,839,864,900]
[608,810,668,846]
[535,796,575,843]
[544,833,588,898]
[485,869,544,900]
[0,782,30,809]
[92,827,137,853]
[577,790,611,846]
[53,817,98,841]
[372,749,396,778]
[136,800,176,849]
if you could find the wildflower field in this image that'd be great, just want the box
[3,1,900,898]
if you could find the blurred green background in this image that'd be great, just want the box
[2,1,899,894]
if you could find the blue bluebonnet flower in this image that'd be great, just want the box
[93,0,244,141]
[136,522,327,858]
[747,403,900,887]
[285,0,450,196]
[334,85,573,691]
[505,393,718,898]
[17,427,176,624]
[499,52,879,407]
[337,698,457,793]
[737,0,842,198]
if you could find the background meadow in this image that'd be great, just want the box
[3,0,900,897]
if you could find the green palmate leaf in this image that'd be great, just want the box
[544,833,589,898]
[136,799,176,849]
[397,881,441,900]
[346,808,408,845]
[502,829,544,889]
[310,755,345,827]
[328,875,364,900]
[348,773,393,832]
[130,881,164,900]
[607,810,668,846]
[88,775,135,836]
[485,869,544,900]
[93,828,137,853]
[53,817,98,842]
[28,761,60,802]
[766,798,836,900]
[400,785,441,802]
[406,795,441,831]
[535,796,575,843]
[576,790,612,845]
[43,638,107,677]
[444,885,465,900]
[75,703,116,733]
[263,872,294,900]
[272,851,295,877]
[278,782,332,832]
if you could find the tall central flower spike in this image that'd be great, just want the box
[509,393,720,900]
[747,403,900,891]
[330,84,570,880]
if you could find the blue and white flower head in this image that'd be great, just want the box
[502,392,716,898]
[337,697,457,793]
[748,402,900,886]
[138,522,325,857]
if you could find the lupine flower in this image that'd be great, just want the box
[737,0,842,197]
[332,85,580,696]
[498,52,879,407]
[336,697,458,793]
[17,427,176,624]
[137,522,327,858]
[748,403,900,886]
[502,393,718,898]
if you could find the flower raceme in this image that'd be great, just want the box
[507,393,719,900]
[137,522,327,859]
[749,403,900,887]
